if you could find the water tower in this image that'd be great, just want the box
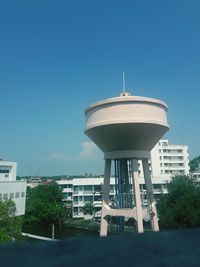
[84,86,169,236]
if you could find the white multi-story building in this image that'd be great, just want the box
[0,160,26,216]
[57,140,190,219]
[138,140,189,178]
[149,139,190,177]
[58,176,170,219]
[191,163,200,181]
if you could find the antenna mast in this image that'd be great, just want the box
[123,72,125,93]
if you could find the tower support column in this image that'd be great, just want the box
[131,159,144,233]
[100,159,111,236]
[142,159,159,232]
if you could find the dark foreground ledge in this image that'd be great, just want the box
[1,229,200,266]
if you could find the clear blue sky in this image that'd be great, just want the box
[1,0,200,176]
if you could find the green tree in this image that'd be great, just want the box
[189,156,200,172]
[0,200,22,243]
[82,202,96,217]
[157,175,200,229]
[25,182,67,238]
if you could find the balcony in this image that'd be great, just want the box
[83,190,93,195]
[74,190,94,195]
[163,159,184,163]
[153,189,163,194]
[94,202,102,208]
[63,188,73,193]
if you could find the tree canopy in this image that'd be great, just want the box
[189,156,200,172]
[82,202,96,216]
[0,200,22,243]
[157,175,200,229]
[25,182,67,226]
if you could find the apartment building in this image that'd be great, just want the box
[150,139,190,177]
[191,163,200,181]
[57,140,190,219]
[57,176,170,218]
[58,177,114,218]
[0,160,26,215]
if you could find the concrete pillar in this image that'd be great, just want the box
[142,159,159,232]
[100,159,111,236]
[131,159,144,233]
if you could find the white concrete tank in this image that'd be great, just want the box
[85,92,169,152]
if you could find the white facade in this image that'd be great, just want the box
[152,139,190,176]
[58,177,114,218]
[57,176,171,219]
[0,161,17,181]
[139,140,190,178]
[57,139,190,219]
[191,163,200,181]
[0,160,26,216]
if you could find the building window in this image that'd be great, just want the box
[21,192,25,198]
[153,184,161,190]
[0,193,2,200]
[79,196,83,202]
[15,192,20,198]
[94,185,101,192]
[94,195,102,201]
[110,185,114,193]
[144,184,147,190]
[73,186,78,193]
[9,193,14,199]
[73,207,78,213]
[73,196,78,204]
[84,185,93,192]
[84,196,93,203]
[0,170,9,173]
[60,184,68,189]
[3,193,8,200]
[63,193,67,198]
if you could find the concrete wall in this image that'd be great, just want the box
[0,161,17,182]
[0,180,26,215]
[0,160,26,216]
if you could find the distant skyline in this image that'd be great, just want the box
[1,0,200,176]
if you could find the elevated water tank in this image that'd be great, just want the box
[85,92,169,152]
